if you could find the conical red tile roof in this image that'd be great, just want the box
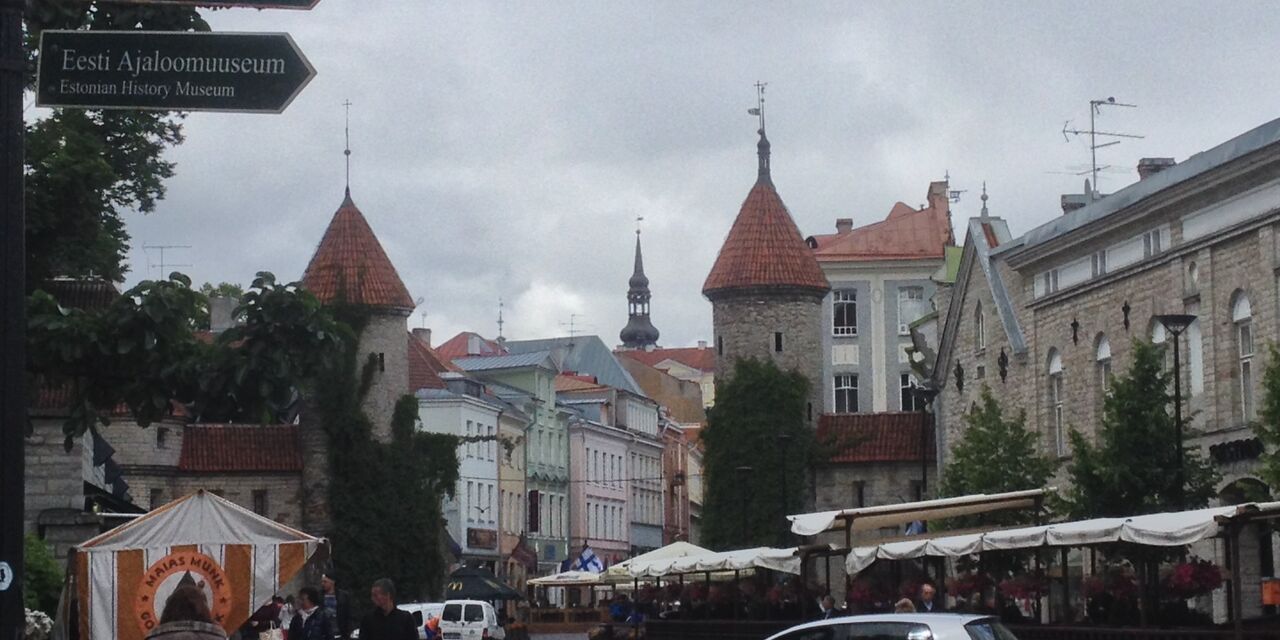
[703,177,830,297]
[302,190,415,312]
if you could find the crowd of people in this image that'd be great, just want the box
[142,572,422,640]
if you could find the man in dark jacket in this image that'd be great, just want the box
[915,583,946,613]
[288,588,337,640]
[321,572,354,640]
[357,579,417,640]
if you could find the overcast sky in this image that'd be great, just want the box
[95,2,1280,349]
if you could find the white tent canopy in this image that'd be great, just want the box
[603,541,710,583]
[627,546,810,578]
[788,488,1052,537]
[528,570,604,586]
[845,502,1280,575]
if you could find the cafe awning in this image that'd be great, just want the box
[788,488,1052,537]
[627,546,820,578]
[845,501,1280,575]
[528,570,603,586]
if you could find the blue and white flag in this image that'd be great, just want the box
[573,545,604,573]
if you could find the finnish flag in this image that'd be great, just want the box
[574,545,604,573]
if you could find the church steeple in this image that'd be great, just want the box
[619,224,660,350]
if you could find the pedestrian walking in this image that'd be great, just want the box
[288,587,338,640]
[357,579,417,640]
[321,572,354,640]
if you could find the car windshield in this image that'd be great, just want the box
[441,604,462,622]
[464,605,485,622]
[965,619,1020,640]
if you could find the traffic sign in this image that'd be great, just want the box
[0,561,12,591]
[36,30,316,113]
[120,1,320,8]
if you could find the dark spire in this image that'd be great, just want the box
[620,224,660,350]
[752,81,771,183]
[343,98,353,194]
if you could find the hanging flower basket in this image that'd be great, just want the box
[947,572,994,596]
[1161,558,1224,600]
[1084,565,1140,602]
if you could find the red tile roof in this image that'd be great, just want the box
[617,347,715,373]
[703,179,830,296]
[817,412,934,463]
[554,374,606,392]
[808,183,955,262]
[177,424,302,473]
[435,332,508,361]
[409,334,459,392]
[39,278,120,311]
[301,191,415,312]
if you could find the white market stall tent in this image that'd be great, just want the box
[626,546,823,578]
[603,540,710,584]
[788,488,1053,538]
[528,570,604,587]
[56,490,327,640]
[843,501,1280,575]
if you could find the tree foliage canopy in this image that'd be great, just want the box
[701,358,813,549]
[940,385,1055,527]
[1063,340,1219,519]
[1255,344,1280,490]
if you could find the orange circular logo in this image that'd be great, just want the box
[135,550,233,633]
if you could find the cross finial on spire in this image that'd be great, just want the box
[748,81,771,181]
[343,99,353,196]
[979,181,990,219]
[753,81,767,132]
[635,215,644,237]
[497,297,505,341]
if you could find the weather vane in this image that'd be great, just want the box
[343,98,353,192]
[748,81,767,132]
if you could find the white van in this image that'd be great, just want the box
[439,600,505,640]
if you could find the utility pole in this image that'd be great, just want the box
[0,0,26,638]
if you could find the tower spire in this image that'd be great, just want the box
[620,217,660,350]
[749,81,771,182]
[497,297,506,343]
[343,99,353,197]
[979,181,990,219]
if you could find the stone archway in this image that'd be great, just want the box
[1218,476,1272,506]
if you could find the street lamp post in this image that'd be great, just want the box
[1156,313,1196,510]
[775,433,793,547]
[735,465,754,545]
[913,382,940,498]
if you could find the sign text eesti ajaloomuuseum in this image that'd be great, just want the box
[36,30,315,113]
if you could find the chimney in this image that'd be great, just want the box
[1060,194,1089,216]
[466,334,482,355]
[412,328,432,347]
[697,340,707,349]
[209,296,239,333]
[835,218,854,235]
[1137,157,1176,180]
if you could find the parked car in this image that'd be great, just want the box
[351,602,446,640]
[440,599,505,640]
[764,614,1020,640]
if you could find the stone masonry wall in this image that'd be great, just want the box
[124,472,303,528]
[712,291,826,426]
[360,312,410,442]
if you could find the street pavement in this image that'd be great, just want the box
[531,634,588,640]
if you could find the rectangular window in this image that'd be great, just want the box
[717,336,723,356]
[900,374,925,411]
[252,489,268,516]
[1051,374,1066,456]
[1240,320,1255,420]
[1091,250,1108,277]
[150,488,164,509]
[156,427,168,449]
[832,290,858,336]
[465,421,474,458]
[851,481,865,508]
[897,287,927,335]
[774,332,784,352]
[834,374,859,414]
[910,480,923,503]
[467,481,475,523]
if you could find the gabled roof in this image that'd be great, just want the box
[454,350,558,372]
[40,278,120,310]
[436,331,509,361]
[555,374,606,392]
[616,356,706,425]
[995,115,1280,258]
[817,412,934,464]
[807,183,955,262]
[409,334,459,392]
[177,424,303,473]
[616,346,715,373]
[935,216,1024,384]
[301,191,415,312]
[703,134,829,297]
[504,335,644,395]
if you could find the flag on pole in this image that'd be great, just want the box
[572,545,603,573]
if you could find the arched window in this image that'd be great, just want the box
[1095,334,1112,396]
[1233,291,1255,420]
[975,302,987,351]
[1047,348,1066,457]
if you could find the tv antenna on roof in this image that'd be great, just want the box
[1062,97,1144,200]
[143,244,192,278]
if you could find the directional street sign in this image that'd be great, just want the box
[121,1,320,8]
[36,30,315,113]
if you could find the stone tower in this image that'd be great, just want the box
[619,230,661,350]
[703,127,830,423]
[302,188,415,439]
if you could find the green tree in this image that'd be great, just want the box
[941,386,1056,527]
[23,1,206,290]
[1255,344,1280,490]
[1063,340,1219,519]
[23,535,62,616]
[701,358,813,549]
